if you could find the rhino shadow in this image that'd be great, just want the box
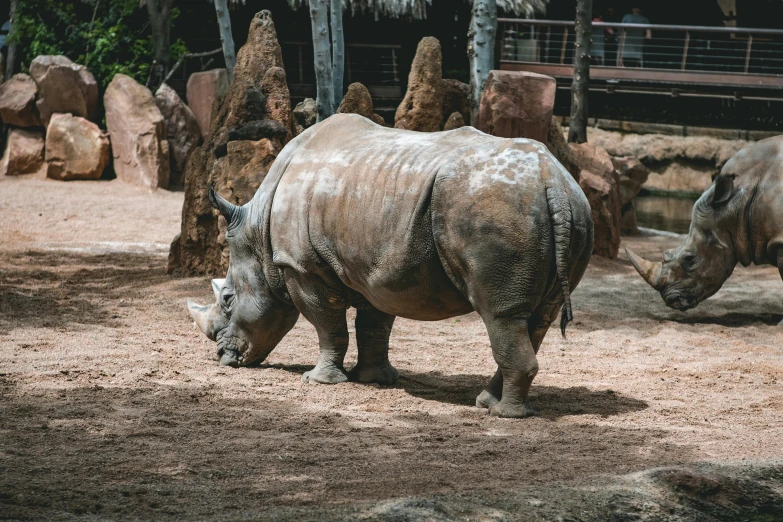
[256,363,647,419]
[664,312,783,327]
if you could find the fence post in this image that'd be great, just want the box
[681,31,690,70]
[560,27,569,64]
[744,35,753,73]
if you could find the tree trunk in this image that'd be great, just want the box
[467,0,496,125]
[309,0,334,121]
[145,0,173,90]
[5,0,17,80]
[213,0,236,84]
[568,0,593,144]
[330,0,344,108]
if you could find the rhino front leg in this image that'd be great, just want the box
[482,316,538,418]
[349,306,398,385]
[301,307,350,384]
[476,367,502,409]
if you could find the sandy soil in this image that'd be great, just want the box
[1,175,782,521]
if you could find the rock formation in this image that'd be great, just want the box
[476,70,555,143]
[155,83,202,186]
[443,112,465,131]
[45,113,110,181]
[546,116,580,179]
[612,156,651,235]
[570,143,622,259]
[29,55,99,125]
[440,79,470,128]
[394,37,442,132]
[0,74,41,127]
[0,129,45,176]
[293,98,317,130]
[337,82,385,125]
[169,10,296,276]
[104,74,170,190]
[186,69,230,138]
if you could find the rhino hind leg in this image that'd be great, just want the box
[476,368,503,409]
[348,306,399,385]
[482,315,538,418]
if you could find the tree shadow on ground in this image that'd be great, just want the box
[0,249,185,332]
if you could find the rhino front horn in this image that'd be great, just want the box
[187,300,216,341]
[626,248,664,290]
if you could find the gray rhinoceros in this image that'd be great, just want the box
[627,135,783,318]
[187,114,593,418]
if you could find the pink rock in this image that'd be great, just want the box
[0,74,41,127]
[45,113,110,181]
[0,129,45,176]
[477,70,556,143]
[29,56,99,125]
[186,69,229,138]
[104,74,170,190]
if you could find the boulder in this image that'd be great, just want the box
[171,10,296,276]
[443,111,465,131]
[186,69,230,138]
[611,155,650,206]
[620,201,640,235]
[104,74,170,190]
[29,55,99,125]
[441,79,470,128]
[155,83,202,186]
[337,82,375,119]
[546,116,580,179]
[570,143,621,259]
[0,129,45,176]
[45,113,110,181]
[0,74,41,127]
[394,37,442,132]
[293,97,317,129]
[476,70,556,143]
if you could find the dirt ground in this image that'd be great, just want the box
[1,175,782,521]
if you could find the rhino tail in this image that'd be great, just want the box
[544,174,574,338]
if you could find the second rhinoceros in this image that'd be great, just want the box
[627,135,783,317]
[187,114,594,418]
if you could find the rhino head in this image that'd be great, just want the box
[187,187,300,366]
[627,174,740,311]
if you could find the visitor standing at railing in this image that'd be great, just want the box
[620,5,652,67]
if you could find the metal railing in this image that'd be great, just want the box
[282,42,402,100]
[499,19,783,83]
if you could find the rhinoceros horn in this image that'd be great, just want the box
[187,300,216,340]
[626,248,664,290]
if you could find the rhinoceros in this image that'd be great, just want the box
[627,135,783,318]
[187,114,593,418]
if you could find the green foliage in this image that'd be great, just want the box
[11,0,187,89]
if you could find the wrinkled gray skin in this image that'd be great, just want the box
[188,114,593,418]
[628,136,783,320]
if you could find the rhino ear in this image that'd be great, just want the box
[709,174,736,207]
[211,279,226,300]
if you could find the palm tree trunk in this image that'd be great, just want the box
[568,0,592,144]
[330,0,344,108]
[468,0,496,125]
[145,0,173,90]
[5,0,17,80]
[213,0,236,84]
[309,0,334,121]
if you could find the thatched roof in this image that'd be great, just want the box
[262,0,546,20]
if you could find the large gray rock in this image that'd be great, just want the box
[0,129,45,176]
[104,74,170,190]
[155,83,202,186]
[186,69,230,138]
[29,56,99,125]
[0,74,41,127]
[45,113,110,181]
[293,97,317,129]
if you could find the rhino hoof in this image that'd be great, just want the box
[348,363,399,385]
[489,400,535,419]
[476,390,500,409]
[301,366,349,384]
